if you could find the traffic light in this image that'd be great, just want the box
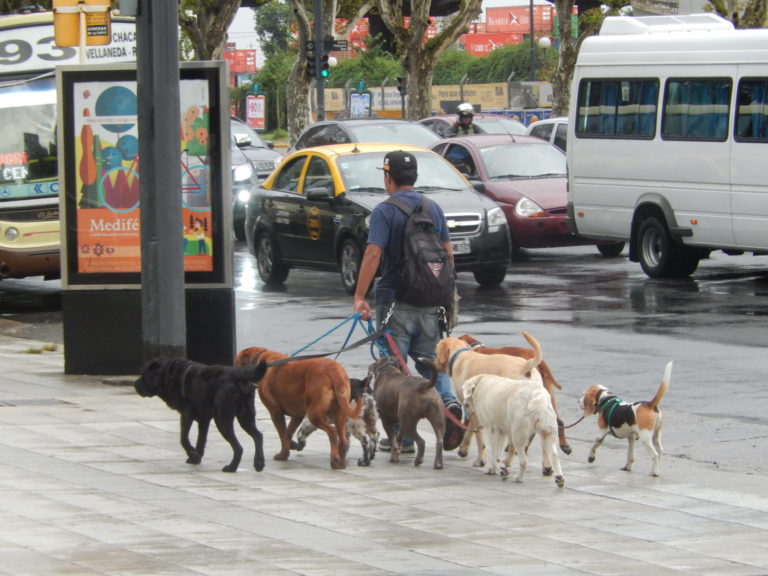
[396,76,407,95]
[305,41,316,78]
[320,54,330,78]
[306,50,316,78]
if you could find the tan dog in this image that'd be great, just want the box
[434,332,543,467]
[235,347,362,470]
[579,361,672,477]
[463,374,564,487]
[458,334,571,455]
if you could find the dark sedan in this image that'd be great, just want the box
[244,143,511,293]
[431,134,624,257]
[290,118,440,153]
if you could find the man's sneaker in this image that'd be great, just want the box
[443,401,465,451]
[379,437,415,454]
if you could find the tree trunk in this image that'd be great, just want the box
[552,0,575,117]
[287,58,312,144]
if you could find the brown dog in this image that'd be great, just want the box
[236,347,362,470]
[579,361,671,476]
[458,334,571,455]
[435,332,543,467]
[368,358,446,470]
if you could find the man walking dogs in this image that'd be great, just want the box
[353,150,464,452]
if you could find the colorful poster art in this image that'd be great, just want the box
[73,79,213,274]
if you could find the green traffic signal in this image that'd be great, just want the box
[320,54,330,78]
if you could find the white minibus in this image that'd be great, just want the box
[567,14,768,277]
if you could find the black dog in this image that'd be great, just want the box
[134,356,265,473]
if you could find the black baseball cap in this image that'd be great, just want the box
[379,150,418,179]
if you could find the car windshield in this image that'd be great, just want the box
[231,120,268,148]
[337,151,470,193]
[346,123,440,148]
[480,143,567,179]
[474,117,528,135]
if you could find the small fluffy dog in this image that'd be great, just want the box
[134,356,265,473]
[435,332,543,467]
[294,376,380,466]
[463,374,565,487]
[236,347,362,470]
[579,361,672,476]
[368,358,445,469]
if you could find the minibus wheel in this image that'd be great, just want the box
[637,217,674,278]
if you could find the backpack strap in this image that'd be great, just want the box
[385,195,432,217]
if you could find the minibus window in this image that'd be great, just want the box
[735,79,768,141]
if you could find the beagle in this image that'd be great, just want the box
[579,361,672,476]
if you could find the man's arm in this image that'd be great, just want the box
[353,243,382,320]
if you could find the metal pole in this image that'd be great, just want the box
[314,0,325,121]
[137,0,186,360]
[529,0,536,81]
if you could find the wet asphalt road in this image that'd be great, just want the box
[2,242,768,428]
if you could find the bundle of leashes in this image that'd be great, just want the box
[266,312,410,374]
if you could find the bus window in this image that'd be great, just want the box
[0,74,57,198]
[662,78,731,141]
[735,78,768,141]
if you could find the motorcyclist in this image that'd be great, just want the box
[446,102,482,136]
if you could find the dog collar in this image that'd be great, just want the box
[467,339,483,350]
[448,347,472,376]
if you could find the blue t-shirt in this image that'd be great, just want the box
[367,189,450,306]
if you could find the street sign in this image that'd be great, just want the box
[323,39,348,51]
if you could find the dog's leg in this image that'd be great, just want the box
[295,420,316,452]
[308,411,345,470]
[588,431,609,464]
[622,435,636,472]
[487,428,503,477]
[267,409,291,461]
[427,412,445,470]
[215,415,244,473]
[639,429,661,476]
[349,419,370,466]
[510,433,528,483]
[180,413,201,464]
[651,418,664,476]
[411,428,426,467]
[236,404,265,472]
[540,428,565,487]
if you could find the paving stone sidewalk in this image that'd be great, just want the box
[1,337,767,576]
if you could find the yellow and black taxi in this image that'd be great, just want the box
[244,143,511,293]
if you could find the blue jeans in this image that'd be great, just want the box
[375,302,456,405]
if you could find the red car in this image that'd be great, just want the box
[431,134,624,257]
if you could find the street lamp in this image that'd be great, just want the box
[529,0,536,81]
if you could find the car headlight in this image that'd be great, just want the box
[236,189,251,204]
[486,206,506,232]
[515,196,545,218]
[233,163,253,183]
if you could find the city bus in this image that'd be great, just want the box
[567,14,768,278]
[0,11,135,280]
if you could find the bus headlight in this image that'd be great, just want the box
[4,226,19,241]
[486,206,506,232]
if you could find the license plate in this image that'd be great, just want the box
[451,238,471,255]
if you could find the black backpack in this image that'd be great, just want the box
[386,196,455,308]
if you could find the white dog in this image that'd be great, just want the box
[463,374,565,487]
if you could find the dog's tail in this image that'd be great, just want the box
[648,361,672,409]
[333,374,364,421]
[231,361,269,389]
[520,331,543,377]
[415,357,440,392]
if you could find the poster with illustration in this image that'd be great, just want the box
[72,78,213,275]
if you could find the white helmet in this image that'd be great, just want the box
[457,102,474,118]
